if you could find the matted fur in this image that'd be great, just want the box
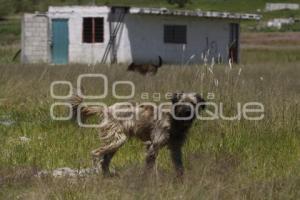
[70,92,205,178]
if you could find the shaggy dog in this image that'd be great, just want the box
[70,92,205,178]
[127,56,163,75]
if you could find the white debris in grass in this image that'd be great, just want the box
[0,115,15,126]
[260,77,264,81]
[19,136,31,143]
[0,120,15,126]
[36,167,101,178]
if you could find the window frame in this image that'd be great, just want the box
[164,25,187,44]
[82,17,104,44]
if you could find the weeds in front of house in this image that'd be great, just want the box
[0,59,299,199]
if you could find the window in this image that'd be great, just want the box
[164,25,187,44]
[83,17,104,43]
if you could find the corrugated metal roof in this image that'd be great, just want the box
[129,7,261,20]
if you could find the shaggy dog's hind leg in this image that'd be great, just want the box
[91,133,127,176]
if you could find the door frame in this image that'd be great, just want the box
[229,23,240,64]
[51,18,69,64]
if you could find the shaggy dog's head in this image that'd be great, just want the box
[171,92,206,120]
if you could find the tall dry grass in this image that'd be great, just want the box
[0,61,299,199]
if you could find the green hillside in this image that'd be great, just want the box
[0,0,299,46]
[1,0,300,16]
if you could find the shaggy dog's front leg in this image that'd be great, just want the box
[144,129,169,174]
[145,144,158,171]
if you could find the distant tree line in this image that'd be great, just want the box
[0,0,91,18]
[0,0,191,18]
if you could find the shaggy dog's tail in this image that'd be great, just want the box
[69,89,103,122]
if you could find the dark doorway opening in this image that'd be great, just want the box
[229,23,239,63]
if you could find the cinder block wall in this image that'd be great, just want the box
[21,14,50,63]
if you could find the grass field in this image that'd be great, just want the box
[0,7,300,199]
[0,41,299,199]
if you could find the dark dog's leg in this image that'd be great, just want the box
[169,142,184,178]
[101,151,116,177]
[169,138,185,179]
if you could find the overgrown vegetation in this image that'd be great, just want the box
[0,18,20,45]
[0,43,299,199]
[0,1,300,198]
[167,0,190,8]
[1,0,300,32]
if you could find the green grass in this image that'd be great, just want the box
[0,55,299,199]
[262,10,300,20]
[0,7,300,199]
[0,45,20,64]
[257,9,300,32]
[0,18,20,64]
[0,18,20,45]
[1,0,299,15]
[242,48,300,64]
[4,0,299,12]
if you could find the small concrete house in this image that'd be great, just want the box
[21,6,260,65]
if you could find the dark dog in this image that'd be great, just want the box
[70,92,205,178]
[127,56,163,75]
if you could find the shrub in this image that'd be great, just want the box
[167,0,190,8]
[0,0,14,18]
